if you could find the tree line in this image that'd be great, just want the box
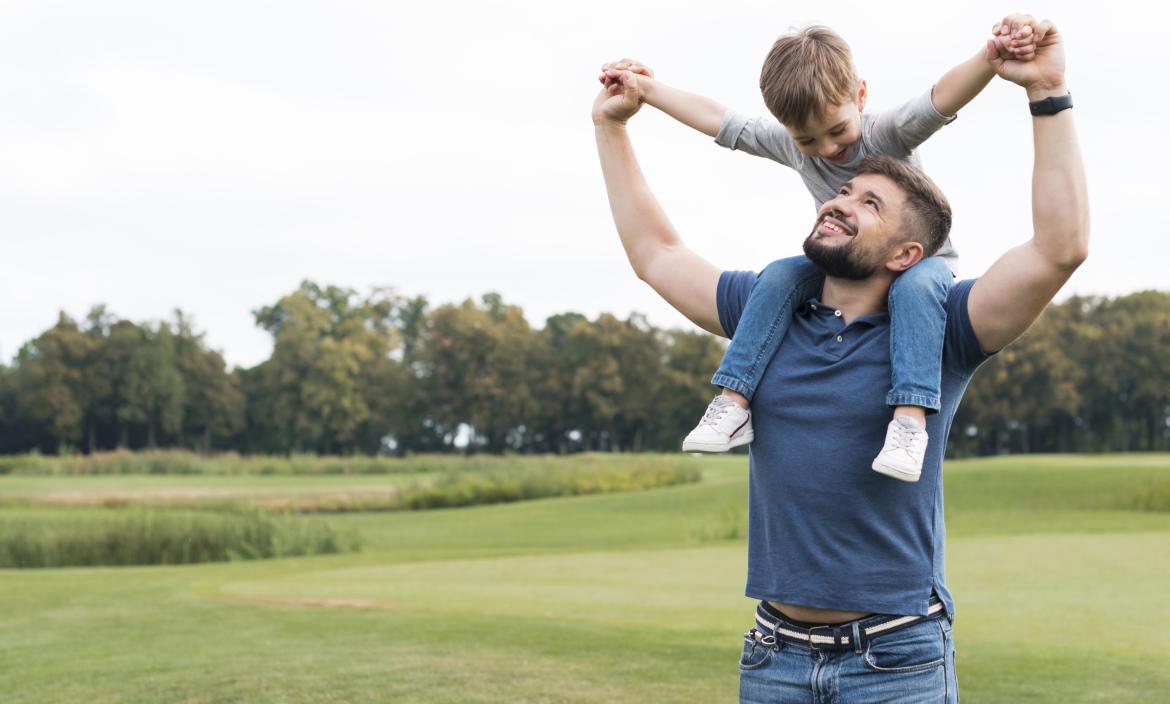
[1,282,1167,456]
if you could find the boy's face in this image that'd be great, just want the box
[789,81,867,163]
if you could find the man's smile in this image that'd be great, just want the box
[816,214,856,238]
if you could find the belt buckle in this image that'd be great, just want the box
[806,625,834,651]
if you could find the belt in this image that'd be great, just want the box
[751,597,946,652]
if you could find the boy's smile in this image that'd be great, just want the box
[825,144,853,163]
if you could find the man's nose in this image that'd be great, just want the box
[821,203,853,224]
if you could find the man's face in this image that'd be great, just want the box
[788,82,867,163]
[802,173,906,280]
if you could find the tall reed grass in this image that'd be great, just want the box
[398,461,700,510]
[0,509,358,568]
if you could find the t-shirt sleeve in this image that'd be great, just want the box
[714,109,803,168]
[717,270,759,338]
[943,278,996,376]
[866,89,957,156]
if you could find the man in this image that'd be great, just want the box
[593,16,1086,703]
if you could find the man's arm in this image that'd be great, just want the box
[967,19,1089,353]
[592,71,725,336]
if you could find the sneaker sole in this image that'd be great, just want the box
[870,459,921,483]
[683,430,754,454]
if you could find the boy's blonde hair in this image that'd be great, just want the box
[759,25,858,129]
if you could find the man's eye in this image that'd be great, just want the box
[866,199,878,209]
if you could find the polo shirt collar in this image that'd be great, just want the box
[797,297,888,327]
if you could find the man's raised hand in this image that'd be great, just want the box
[592,66,647,125]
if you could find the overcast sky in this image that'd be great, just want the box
[0,1,1157,368]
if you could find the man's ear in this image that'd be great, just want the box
[856,79,867,112]
[885,240,925,273]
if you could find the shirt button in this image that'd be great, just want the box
[836,335,844,342]
[834,310,842,317]
[810,304,818,310]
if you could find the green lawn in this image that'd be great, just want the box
[2,454,1168,703]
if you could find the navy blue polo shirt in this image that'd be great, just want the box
[717,273,993,617]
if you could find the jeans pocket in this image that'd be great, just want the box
[739,631,774,671]
[863,619,946,673]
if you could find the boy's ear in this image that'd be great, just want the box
[856,80,868,112]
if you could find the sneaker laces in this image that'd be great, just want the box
[887,417,925,453]
[698,396,737,427]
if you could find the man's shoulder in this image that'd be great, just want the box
[943,278,994,375]
[716,270,760,338]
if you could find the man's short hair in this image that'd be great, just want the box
[759,25,858,128]
[857,155,952,257]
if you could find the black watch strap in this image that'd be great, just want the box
[1029,92,1073,116]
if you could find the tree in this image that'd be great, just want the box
[172,311,245,452]
[12,314,94,451]
[250,282,402,454]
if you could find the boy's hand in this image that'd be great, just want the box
[599,59,654,88]
[985,16,1065,98]
[988,13,1049,62]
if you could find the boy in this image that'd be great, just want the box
[600,19,1039,481]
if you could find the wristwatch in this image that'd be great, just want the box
[1029,92,1073,116]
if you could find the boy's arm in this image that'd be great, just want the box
[601,60,726,137]
[869,15,1044,154]
[932,15,1045,116]
[930,49,996,118]
[601,60,801,167]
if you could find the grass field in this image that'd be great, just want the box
[2,454,1169,703]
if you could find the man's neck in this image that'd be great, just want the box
[818,274,893,324]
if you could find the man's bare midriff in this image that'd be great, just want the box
[768,601,871,624]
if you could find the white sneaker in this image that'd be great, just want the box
[682,396,754,453]
[871,416,929,482]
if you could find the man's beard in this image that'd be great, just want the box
[802,216,884,281]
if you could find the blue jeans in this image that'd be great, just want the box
[739,614,958,703]
[711,255,953,412]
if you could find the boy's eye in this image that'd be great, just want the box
[830,129,845,136]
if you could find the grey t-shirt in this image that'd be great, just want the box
[715,89,958,263]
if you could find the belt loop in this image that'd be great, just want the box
[769,612,781,651]
[851,621,863,654]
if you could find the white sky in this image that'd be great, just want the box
[0,1,1159,368]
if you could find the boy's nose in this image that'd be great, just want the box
[821,143,839,158]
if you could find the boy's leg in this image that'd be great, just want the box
[684,256,822,453]
[710,256,823,399]
[872,256,954,480]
